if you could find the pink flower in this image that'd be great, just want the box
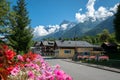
[26,58,31,62]
[99,56,109,61]
[36,74,46,80]
[54,69,73,80]
[10,66,20,76]
[17,55,24,61]
[46,75,54,80]
[63,74,73,80]
[28,71,35,79]
[34,64,40,71]
[54,70,64,76]
[55,64,61,69]
[29,62,35,68]
[54,70,65,79]
[41,63,46,69]
[5,52,73,80]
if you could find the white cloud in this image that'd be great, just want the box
[33,25,49,37]
[109,3,119,13]
[33,23,70,38]
[75,0,119,23]
[33,25,60,38]
[75,0,96,22]
[95,6,113,21]
[75,13,87,23]
[33,0,119,38]
[86,0,96,18]
[79,8,82,11]
[48,25,60,33]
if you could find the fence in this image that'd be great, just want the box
[86,59,120,69]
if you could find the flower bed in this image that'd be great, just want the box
[0,44,72,80]
[98,55,109,61]
[89,56,96,60]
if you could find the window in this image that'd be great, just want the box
[64,50,71,54]
[83,52,90,55]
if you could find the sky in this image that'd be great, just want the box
[10,0,120,37]
[10,0,120,27]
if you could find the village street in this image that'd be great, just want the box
[46,59,120,80]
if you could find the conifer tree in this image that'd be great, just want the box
[8,0,33,53]
[0,0,9,26]
[114,4,120,42]
[0,0,10,42]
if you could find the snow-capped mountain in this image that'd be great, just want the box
[33,15,115,41]
[33,20,76,40]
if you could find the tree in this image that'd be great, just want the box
[0,0,10,26]
[108,33,116,43]
[99,29,110,42]
[0,0,10,43]
[8,0,33,54]
[114,4,120,43]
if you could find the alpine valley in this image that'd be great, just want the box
[34,16,115,41]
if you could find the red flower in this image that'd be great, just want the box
[16,62,24,68]
[2,45,8,50]
[23,52,37,62]
[0,64,3,67]
[7,66,14,74]
[4,49,16,60]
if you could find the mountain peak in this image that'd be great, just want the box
[60,20,71,26]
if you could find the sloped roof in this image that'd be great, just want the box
[55,40,95,48]
[102,42,118,47]
[34,42,41,47]
[42,41,54,46]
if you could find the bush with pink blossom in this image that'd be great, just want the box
[0,44,72,80]
[8,53,72,80]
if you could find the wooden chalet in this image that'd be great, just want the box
[54,40,103,58]
[101,42,118,54]
[40,41,55,56]
[31,42,41,54]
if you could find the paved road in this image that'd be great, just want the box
[45,59,120,80]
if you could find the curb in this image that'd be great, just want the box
[63,59,120,73]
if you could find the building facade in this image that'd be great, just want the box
[54,40,102,58]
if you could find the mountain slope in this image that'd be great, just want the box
[61,20,101,38]
[33,16,115,41]
[84,16,115,36]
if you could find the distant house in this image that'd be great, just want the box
[31,42,41,54]
[40,41,55,56]
[101,42,118,54]
[91,46,104,55]
[54,40,102,58]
